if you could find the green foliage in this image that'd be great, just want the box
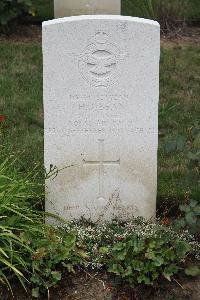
[27,227,78,297]
[0,151,41,291]
[32,0,53,21]
[176,200,200,233]
[0,151,79,297]
[158,45,200,202]
[187,0,200,22]
[0,0,35,30]
[186,125,200,185]
[0,226,31,292]
[108,230,191,285]
[1,42,199,202]
[185,265,200,276]
[63,218,200,286]
[122,0,188,32]
[0,148,199,296]
[165,124,200,233]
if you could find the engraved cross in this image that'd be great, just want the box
[83,139,120,201]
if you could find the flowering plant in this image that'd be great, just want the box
[61,217,200,285]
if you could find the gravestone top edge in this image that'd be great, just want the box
[42,15,160,28]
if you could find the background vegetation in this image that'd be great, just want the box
[122,0,200,23]
[0,0,200,31]
[34,0,200,23]
[0,42,199,204]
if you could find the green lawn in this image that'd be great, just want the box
[158,44,200,203]
[0,41,199,204]
[0,43,43,171]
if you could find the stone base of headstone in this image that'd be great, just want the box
[54,0,121,18]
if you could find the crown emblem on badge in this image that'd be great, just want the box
[94,31,109,44]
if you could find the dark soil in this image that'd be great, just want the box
[0,25,42,43]
[1,25,200,45]
[0,271,199,300]
[161,26,200,46]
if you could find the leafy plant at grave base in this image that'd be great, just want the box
[0,150,41,291]
[107,231,191,285]
[165,123,200,233]
[122,0,188,32]
[0,225,31,291]
[185,265,200,277]
[0,148,80,297]
[63,218,200,286]
[27,227,79,298]
[0,0,35,31]
[176,200,200,234]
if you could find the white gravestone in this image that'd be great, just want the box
[54,0,121,18]
[43,15,160,222]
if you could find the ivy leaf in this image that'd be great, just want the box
[32,287,39,298]
[62,262,75,273]
[145,249,155,260]
[185,266,200,277]
[164,248,176,260]
[30,273,41,284]
[185,212,197,225]
[99,246,109,254]
[76,248,89,259]
[108,263,124,275]
[112,242,125,251]
[153,256,164,267]
[179,205,190,213]
[132,260,144,271]
[195,205,200,215]
[64,233,76,248]
[51,271,61,282]
[122,266,132,278]
[137,274,151,285]
[175,241,191,258]
[115,250,127,261]
[129,238,145,253]
[189,199,197,208]
[174,218,186,230]
[163,264,179,281]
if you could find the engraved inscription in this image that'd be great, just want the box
[46,121,156,136]
[83,139,120,201]
[64,205,80,211]
[70,93,128,115]
[78,31,126,87]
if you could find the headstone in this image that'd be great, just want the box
[43,15,160,222]
[54,0,121,18]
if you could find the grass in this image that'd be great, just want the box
[0,43,43,173]
[158,44,200,202]
[0,41,199,204]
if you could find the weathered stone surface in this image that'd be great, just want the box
[43,15,160,222]
[54,0,121,18]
